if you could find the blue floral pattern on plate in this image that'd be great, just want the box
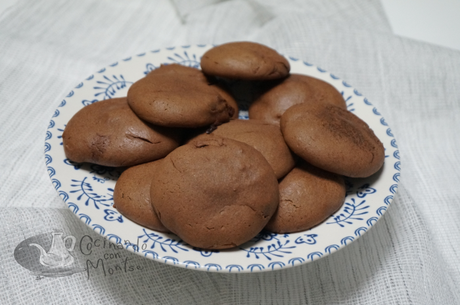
[45,45,401,273]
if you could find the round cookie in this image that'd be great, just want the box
[205,119,296,179]
[200,42,290,80]
[249,74,347,125]
[127,64,236,128]
[265,161,346,233]
[146,64,239,119]
[62,97,181,167]
[113,160,169,232]
[280,103,385,178]
[150,135,279,250]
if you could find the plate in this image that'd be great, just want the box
[45,45,401,273]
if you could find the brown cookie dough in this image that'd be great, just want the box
[249,74,347,125]
[147,65,239,119]
[265,161,346,233]
[113,160,169,232]
[127,64,235,128]
[213,81,239,120]
[281,103,385,178]
[62,97,181,167]
[150,135,279,250]
[204,119,296,179]
[200,42,290,80]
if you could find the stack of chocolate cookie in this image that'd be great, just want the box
[62,42,385,250]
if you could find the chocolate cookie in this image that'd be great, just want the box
[62,97,181,167]
[281,103,385,178]
[265,161,346,233]
[249,74,347,125]
[150,135,279,250]
[127,64,235,128]
[147,64,239,119]
[206,119,296,179]
[200,42,290,80]
[209,81,239,120]
[113,160,169,232]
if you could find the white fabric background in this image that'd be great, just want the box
[1,0,459,304]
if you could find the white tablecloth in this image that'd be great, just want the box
[1,0,459,303]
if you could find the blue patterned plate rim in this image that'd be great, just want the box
[45,45,401,273]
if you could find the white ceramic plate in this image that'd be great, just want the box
[45,45,400,273]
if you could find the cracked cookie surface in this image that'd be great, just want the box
[200,119,296,179]
[62,97,181,167]
[150,135,279,250]
[281,103,385,178]
[127,64,236,128]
